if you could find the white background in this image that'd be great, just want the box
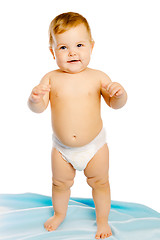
[0,0,160,212]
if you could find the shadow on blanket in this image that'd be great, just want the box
[0,193,160,240]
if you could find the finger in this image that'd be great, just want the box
[110,86,122,97]
[106,82,114,92]
[115,88,124,96]
[32,88,49,95]
[32,90,45,96]
[101,82,123,97]
[40,84,51,91]
[30,94,41,103]
[33,84,51,93]
[101,82,112,90]
[107,82,119,92]
[39,88,51,93]
[38,87,50,92]
[107,83,122,96]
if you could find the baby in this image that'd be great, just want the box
[28,12,127,239]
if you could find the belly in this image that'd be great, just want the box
[51,99,103,147]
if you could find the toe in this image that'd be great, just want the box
[106,232,112,238]
[48,225,55,231]
[95,234,100,239]
[102,235,105,239]
[47,226,51,231]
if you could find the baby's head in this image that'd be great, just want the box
[49,12,94,73]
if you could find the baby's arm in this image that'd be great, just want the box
[28,73,51,113]
[100,71,127,109]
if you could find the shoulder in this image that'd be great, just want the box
[87,68,112,85]
[40,70,59,84]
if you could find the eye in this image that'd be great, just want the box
[60,46,67,50]
[77,44,83,47]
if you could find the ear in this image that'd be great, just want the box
[49,47,55,59]
[91,40,95,53]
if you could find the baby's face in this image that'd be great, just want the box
[51,24,94,74]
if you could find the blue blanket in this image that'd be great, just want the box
[0,193,160,240]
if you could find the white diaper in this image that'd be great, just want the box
[52,128,107,171]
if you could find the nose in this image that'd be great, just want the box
[68,49,76,57]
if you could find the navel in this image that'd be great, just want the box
[72,135,77,140]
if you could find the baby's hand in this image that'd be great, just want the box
[101,82,124,98]
[29,84,51,103]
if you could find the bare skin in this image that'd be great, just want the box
[84,143,112,239]
[28,68,127,239]
[44,147,76,232]
[28,24,127,239]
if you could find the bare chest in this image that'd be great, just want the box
[50,74,101,104]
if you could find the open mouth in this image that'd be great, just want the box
[67,60,80,63]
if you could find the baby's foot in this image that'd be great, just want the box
[95,217,112,239]
[44,214,65,232]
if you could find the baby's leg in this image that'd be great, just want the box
[44,148,76,231]
[84,144,112,239]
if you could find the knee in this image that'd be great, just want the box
[52,178,74,191]
[86,176,110,190]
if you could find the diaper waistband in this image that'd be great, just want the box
[52,127,106,150]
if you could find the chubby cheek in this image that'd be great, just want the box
[55,52,66,66]
[82,51,91,66]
